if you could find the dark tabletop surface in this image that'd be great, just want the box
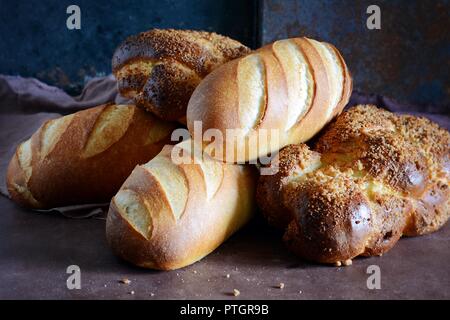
[1,195,449,300]
[0,75,447,300]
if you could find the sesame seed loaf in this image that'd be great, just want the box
[112,29,251,123]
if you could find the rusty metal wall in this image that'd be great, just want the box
[261,0,450,107]
[0,0,258,94]
[1,0,448,106]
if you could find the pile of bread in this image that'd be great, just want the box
[6,29,449,270]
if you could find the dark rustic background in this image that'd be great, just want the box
[261,0,450,107]
[0,0,449,107]
[0,0,258,94]
[0,0,448,107]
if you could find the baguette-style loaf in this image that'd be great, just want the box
[112,29,251,123]
[106,139,257,270]
[187,37,352,163]
[257,105,449,265]
[6,104,176,209]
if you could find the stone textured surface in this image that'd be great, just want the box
[0,195,448,299]
[261,0,450,106]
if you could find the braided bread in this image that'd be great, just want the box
[112,29,250,122]
[6,104,176,209]
[257,105,449,265]
[187,37,352,163]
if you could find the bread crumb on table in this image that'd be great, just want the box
[334,259,352,267]
[278,282,285,289]
[233,289,240,297]
[226,274,230,278]
[129,291,135,295]
[120,278,131,285]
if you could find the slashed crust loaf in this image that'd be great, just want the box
[106,140,257,270]
[112,29,250,122]
[6,104,176,209]
[186,37,352,163]
[257,105,449,265]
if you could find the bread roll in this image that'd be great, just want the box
[187,37,352,163]
[106,139,257,270]
[112,29,251,123]
[257,105,449,265]
[6,104,176,209]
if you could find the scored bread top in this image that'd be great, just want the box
[272,39,315,131]
[107,139,257,270]
[6,104,176,209]
[187,37,352,163]
[112,29,251,122]
[115,140,226,232]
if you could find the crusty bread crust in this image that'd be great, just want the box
[112,29,250,122]
[285,38,333,144]
[187,37,352,163]
[257,105,449,265]
[256,144,321,229]
[106,141,257,270]
[6,104,176,209]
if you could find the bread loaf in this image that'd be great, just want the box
[6,104,176,209]
[106,139,257,270]
[257,105,449,265]
[187,37,352,163]
[112,29,251,123]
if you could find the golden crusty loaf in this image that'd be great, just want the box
[6,104,176,209]
[112,29,251,122]
[257,105,449,265]
[106,139,257,270]
[187,37,352,163]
